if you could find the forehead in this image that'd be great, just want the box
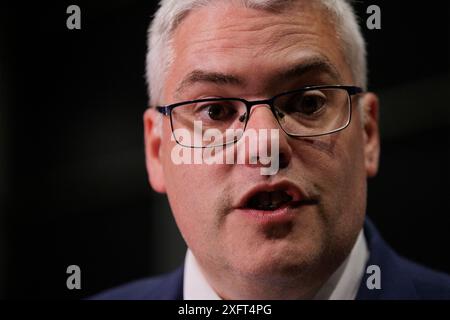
[165,1,352,98]
[174,2,334,51]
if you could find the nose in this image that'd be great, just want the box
[239,104,291,172]
[246,104,280,131]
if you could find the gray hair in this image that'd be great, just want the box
[146,0,367,107]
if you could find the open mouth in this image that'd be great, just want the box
[246,190,296,211]
[237,181,317,212]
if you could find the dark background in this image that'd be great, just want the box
[0,1,448,299]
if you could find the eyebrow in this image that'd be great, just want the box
[174,56,342,97]
[175,70,245,97]
[274,57,342,84]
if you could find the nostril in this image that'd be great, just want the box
[278,152,290,169]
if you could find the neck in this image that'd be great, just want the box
[192,252,341,300]
[212,273,329,300]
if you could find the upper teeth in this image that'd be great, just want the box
[250,191,293,210]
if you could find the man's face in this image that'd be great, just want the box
[145,1,379,292]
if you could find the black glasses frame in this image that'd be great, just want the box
[156,85,363,147]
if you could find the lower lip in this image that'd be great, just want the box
[235,204,301,224]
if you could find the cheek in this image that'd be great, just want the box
[159,138,228,244]
[296,124,367,218]
[325,126,367,233]
[160,156,206,247]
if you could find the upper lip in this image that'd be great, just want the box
[234,180,310,209]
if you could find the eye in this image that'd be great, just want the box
[198,102,237,121]
[290,91,327,116]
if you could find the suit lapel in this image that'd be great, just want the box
[356,219,419,299]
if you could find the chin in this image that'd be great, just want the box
[229,236,326,279]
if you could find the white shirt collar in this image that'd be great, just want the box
[183,247,222,300]
[183,229,369,300]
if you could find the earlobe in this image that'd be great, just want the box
[361,93,380,178]
[144,108,167,193]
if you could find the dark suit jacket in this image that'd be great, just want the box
[92,219,450,300]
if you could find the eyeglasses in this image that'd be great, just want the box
[156,85,363,148]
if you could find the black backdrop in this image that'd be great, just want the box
[0,1,448,299]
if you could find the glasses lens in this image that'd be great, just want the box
[273,88,351,136]
[171,99,247,148]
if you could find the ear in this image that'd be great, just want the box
[361,92,380,178]
[143,108,166,193]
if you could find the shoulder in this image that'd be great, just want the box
[397,255,450,299]
[359,219,450,300]
[89,266,184,300]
